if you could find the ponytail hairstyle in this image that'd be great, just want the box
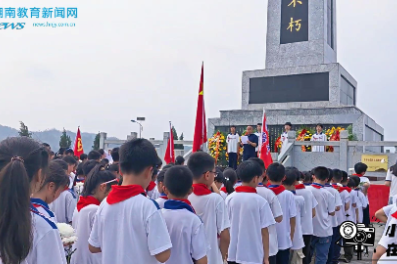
[81,164,117,197]
[0,137,49,264]
[39,160,70,192]
[223,168,237,194]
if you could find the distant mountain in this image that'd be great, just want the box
[0,125,120,153]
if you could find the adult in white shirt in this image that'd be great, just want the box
[226,125,240,170]
[280,122,292,147]
[385,164,397,204]
[254,123,262,156]
[311,124,327,152]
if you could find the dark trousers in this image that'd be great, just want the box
[343,239,354,261]
[303,235,312,264]
[276,248,290,264]
[327,226,341,264]
[363,204,370,225]
[228,262,240,264]
[269,255,276,264]
[228,152,237,170]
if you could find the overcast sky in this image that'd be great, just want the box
[1,0,396,141]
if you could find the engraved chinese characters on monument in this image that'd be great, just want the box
[281,0,309,44]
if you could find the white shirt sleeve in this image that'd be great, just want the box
[360,193,368,208]
[36,230,67,264]
[216,199,231,234]
[378,218,397,249]
[191,221,207,261]
[328,192,336,214]
[311,192,318,208]
[146,210,172,256]
[260,201,276,229]
[88,211,102,248]
[344,192,351,205]
[289,195,297,218]
[383,205,394,218]
[386,170,392,181]
[270,195,283,218]
[335,192,343,208]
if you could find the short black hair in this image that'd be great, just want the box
[187,152,215,179]
[107,163,119,173]
[164,166,193,197]
[111,148,119,162]
[312,166,329,181]
[63,156,77,165]
[175,155,185,165]
[101,158,109,166]
[157,164,174,184]
[354,162,368,175]
[50,151,55,156]
[52,159,68,171]
[316,124,324,129]
[83,160,100,176]
[237,160,262,183]
[348,176,360,188]
[249,157,265,173]
[42,143,50,148]
[230,125,236,129]
[119,138,160,175]
[332,169,342,182]
[284,168,299,186]
[302,171,312,183]
[76,163,84,176]
[327,168,333,181]
[88,150,101,160]
[98,149,105,156]
[80,153,88,161]
[341,171,348,183]
[214,167,224,183]
[58,148,65,155]
[266,163,285,182]
[257,123,262,126]
[65,149,74,156]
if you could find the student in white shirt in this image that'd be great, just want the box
[324,169,342,264]
[310,124,327,152]
[161,166,207,264]
[188,152,230,264]
[306,166,336,264]
[226,160,274,264]
[0,137,66,264]
[284,168,305,264]
[385,165,397,204]
[340,173,356,263]
[296,171,318,264]
[251,157,283,264]
[63,156,78,190]
[280,122,292,146]
[350,176,368,223]
[226,125,240,170]
[353,162,371,225]
[214,167,225,191]
[331,169,351,263]
[88,138,172,264]
[155,164,174,208]
[267,163,297,264]
[220,168,237,200]
[71,164,118,264]
[31,160,70,222]
[49,159,78,224]
[147,160,162,200]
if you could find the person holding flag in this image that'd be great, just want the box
[164,122,175,164]
[258,110,273,169]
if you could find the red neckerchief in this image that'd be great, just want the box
[295,184,305,190]
[173,198,193,206]
[220,186,227,193]
[192,183,212,196]
[268,185,286,195]
[266,181,271,187]
[235,186,257,193]
[147,181,156,191]
[311,183,324,189]
[342,186,352,193]
[77,196,101,212]
[352,173,364,178]
[391,211,397,219]
[107,185,146,205]
[331,183,342,193]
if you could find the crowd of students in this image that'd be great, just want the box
[0,136,395,264]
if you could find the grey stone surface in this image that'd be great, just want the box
[265,0,337,69]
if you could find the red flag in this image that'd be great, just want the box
[192,63,207,152]
[164,122,175,164]
[259,110,273,168]
[73,127,84,158]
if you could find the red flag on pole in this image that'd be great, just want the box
[259,110,273,168]
[164,122,175,164]
[73,127,84,158]
[192,63,207,152]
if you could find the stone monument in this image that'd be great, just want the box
[209,0,383,150]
